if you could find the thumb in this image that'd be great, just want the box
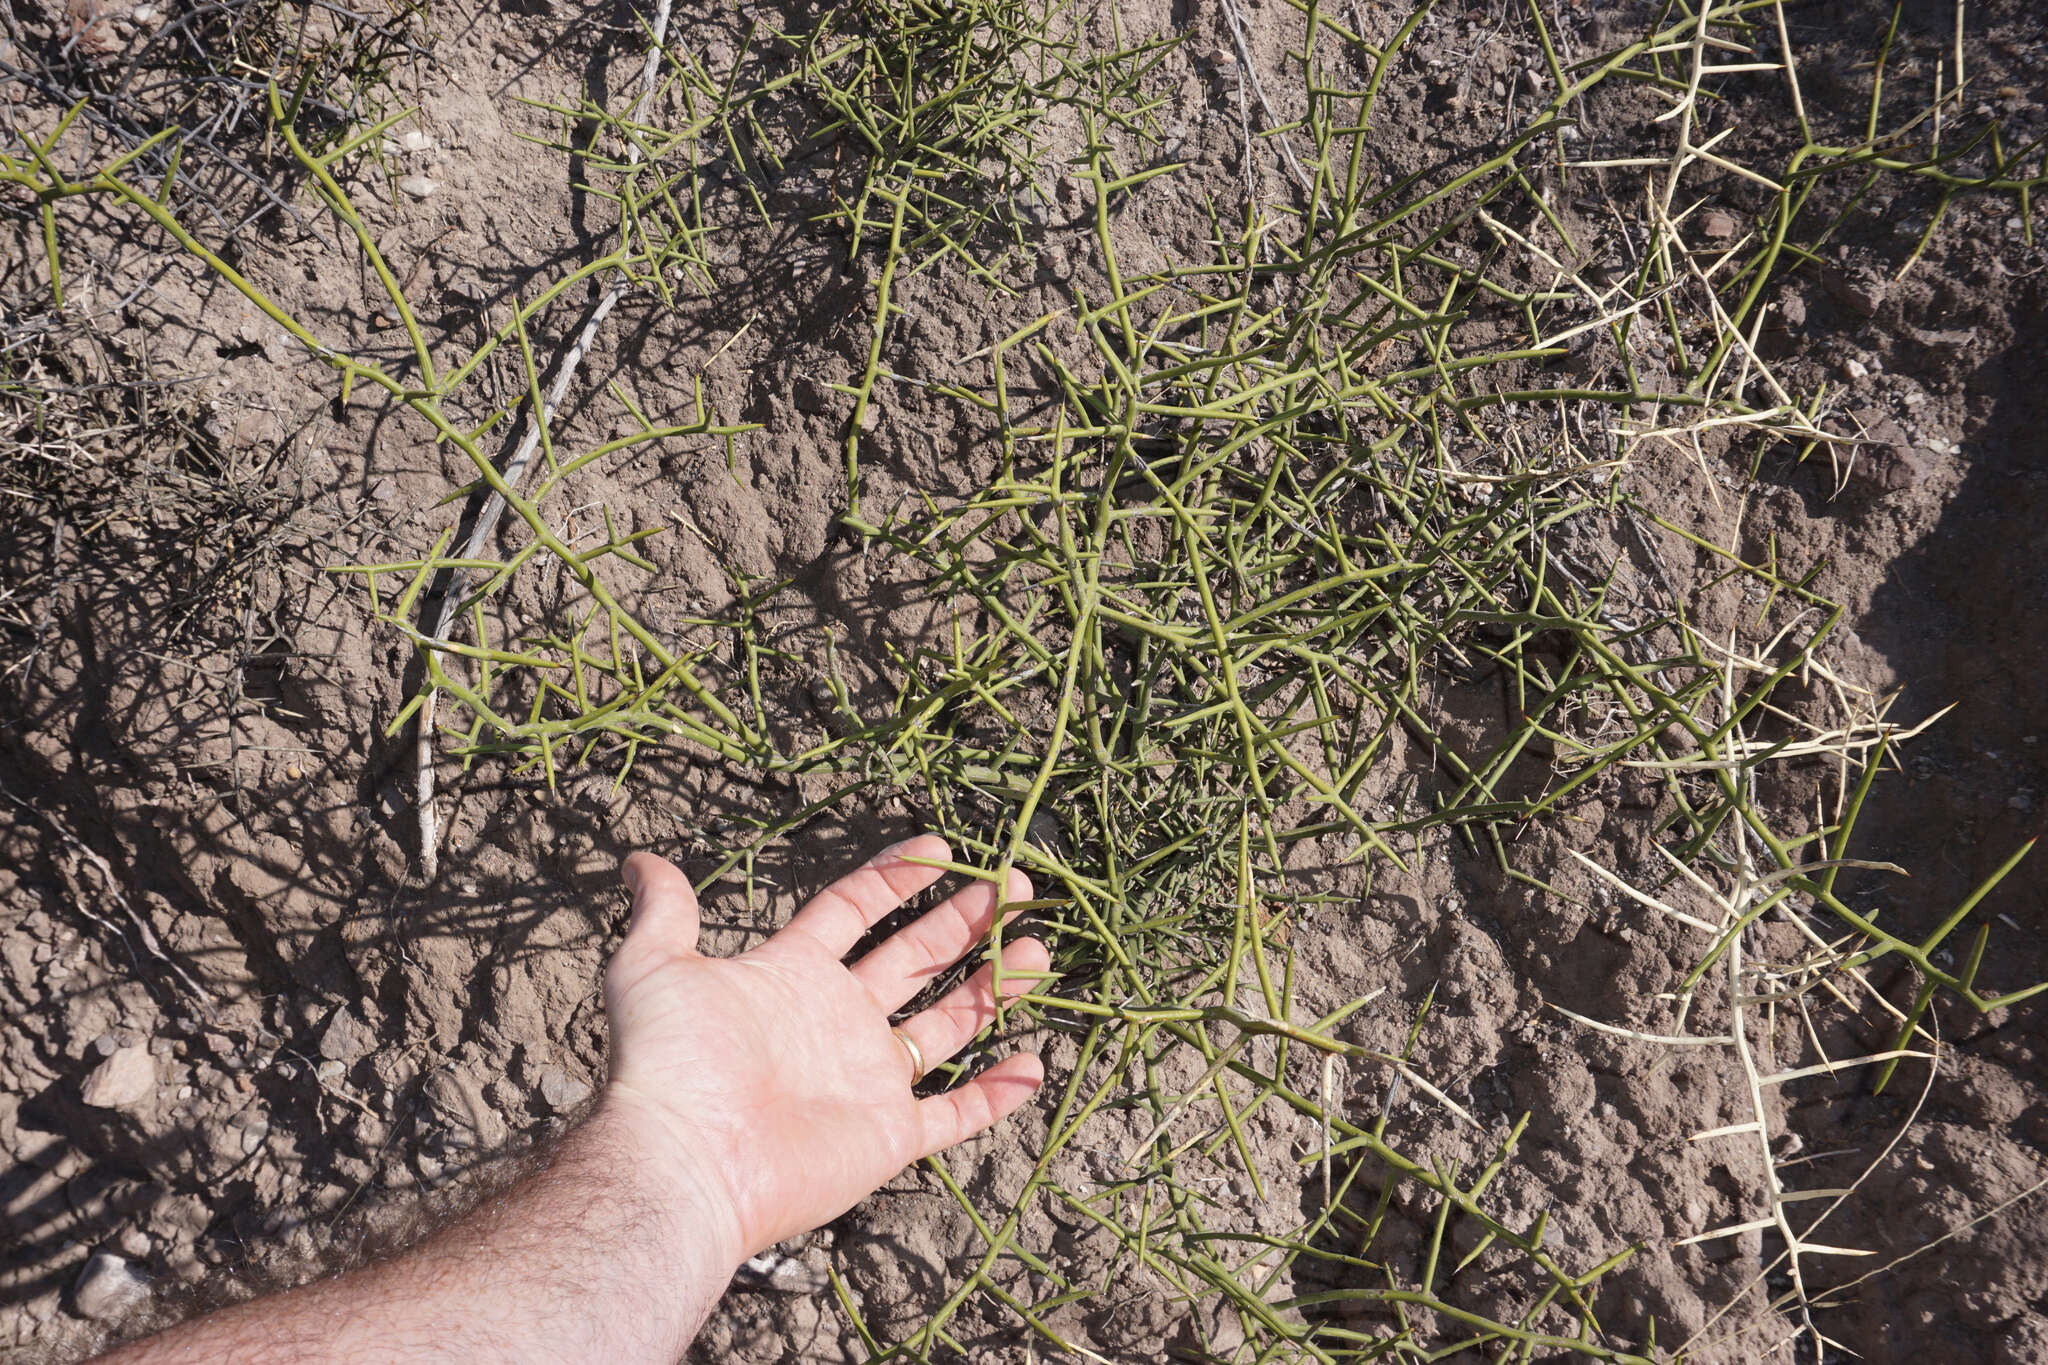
[620,851,702,955]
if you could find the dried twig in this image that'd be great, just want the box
[411,0,678,881]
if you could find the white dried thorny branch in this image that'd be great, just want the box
[413,0,676,880]
[1216,0,1311,198]
[1548,637,1949,1357]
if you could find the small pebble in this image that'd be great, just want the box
[285,764,303,781]
[397,176,440,200]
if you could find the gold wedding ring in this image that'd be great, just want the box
[892,1027,927,1086]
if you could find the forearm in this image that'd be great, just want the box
[100,1093,741,1365]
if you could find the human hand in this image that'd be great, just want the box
[593,835,1049,1267]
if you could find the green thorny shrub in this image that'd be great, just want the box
[7,0,2046,1358]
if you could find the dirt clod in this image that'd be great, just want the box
[1823,267,1887,317]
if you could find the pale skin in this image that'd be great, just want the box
[94,835,1048,1364]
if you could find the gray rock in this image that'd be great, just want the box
[318,1007,374,1065]
[79,1047,155,1110]
[397,176,440,199]
[72,1252,149,1321]
[536,1066,592,1114]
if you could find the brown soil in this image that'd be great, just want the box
[3,0,2045,1361]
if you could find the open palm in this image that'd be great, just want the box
[600,835,1048,1258]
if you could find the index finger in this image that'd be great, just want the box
[778,834,952,958]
